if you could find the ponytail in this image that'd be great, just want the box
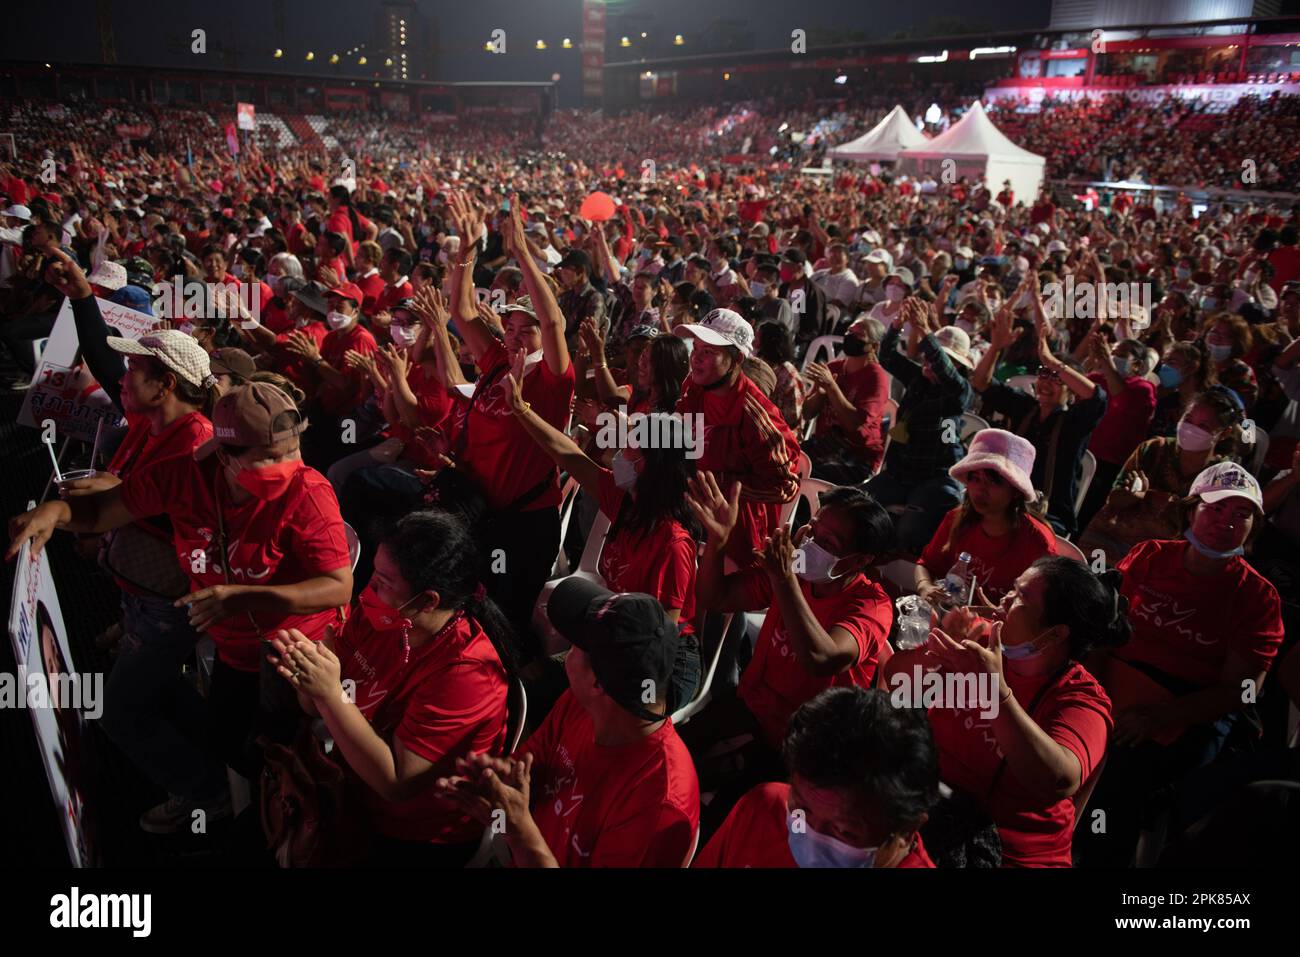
[1032,556,1131,661]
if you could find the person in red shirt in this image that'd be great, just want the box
[285,281,380,470]
[374,247,415,318]
[436,577,699,867]
[1266,225,1300,293]
[326,184,359,249]
[506,379,701,711]
[442,192,575,665]
[261,252,306,335]
[200,243,238,287]
[269,510,515,866]
[1078,336,1157,529]
[684,474,896,822]
[1080,462,1284,867]
[352,241,387,316]
[8,382,354,799]
[242,279,330,391]
[676,308,801,567]
[883,556,1120,866]
[916,429,1057,608]
[314,230,350,287]
[802,317,890,482]
[695,687,938,868]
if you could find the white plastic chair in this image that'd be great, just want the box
[682,824,701,867]
[531,512,612,657]
[958,412,989,445]
[670,611,736,726]
[800,335,842,372]
[1054,534,1086,563]
[1075,450,1097,517]
[551,475,582,577]
[877,397,900,472]
[465,677,531,868]
[343,522,360,573]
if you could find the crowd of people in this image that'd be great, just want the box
[1,84,1299,869]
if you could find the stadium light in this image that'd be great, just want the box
[970,46,1016,58]
[674,35,685,46]
[641,32,647,38]
[723,72,731,80]
[916,50,948,63]
[329,53,340,64]
[386,57,394,66]
[563,38,573,48]
[536,39,547,50]
[834,74,847,85]
[358,56,367,65]
[305,51,315,61]
[621,36,631,47]
[273,49,283,59]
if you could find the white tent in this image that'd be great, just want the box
[830,105,929,163]
[896,100,1046,205]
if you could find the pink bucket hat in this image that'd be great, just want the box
[949,428,1037,502]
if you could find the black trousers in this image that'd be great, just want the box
[479,506,561,663]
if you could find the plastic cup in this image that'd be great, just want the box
[55,468,99,490]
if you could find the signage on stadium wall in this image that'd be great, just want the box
[18,296,156,443]
[323,87,369,111]
[8,533,96,866]
[581,0,605,106]
[985,81,1300,108]
[236,102,256,131]
[379,91,411,114]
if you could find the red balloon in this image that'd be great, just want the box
[579,191,616,222]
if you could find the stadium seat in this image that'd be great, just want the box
[779,453,813,530]
[532,511,611,657]
[800,335,843,372]
[1075,450,1097,517]
[551,475,582,577]
[670,611,737,726]
[343,522,360,573]
[464,676,529,868]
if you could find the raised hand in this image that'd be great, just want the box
[685,471,742,546]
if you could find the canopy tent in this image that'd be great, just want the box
[829,105,929,163]
[895,100,1046,206]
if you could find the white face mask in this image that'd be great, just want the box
[749,280,766,298]
[1176,420,1216,452]
[884,285,905,303]
[389,324,417,348]
[326,309,352,331]
[797,537,846,584]
[612,450,638,491]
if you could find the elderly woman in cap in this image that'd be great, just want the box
[38,249,232,835]
[915,429,1058,608]
[9,381,354,819]
[675,308,801,567]
[1078,462,1284,867]
[801,316,889,483]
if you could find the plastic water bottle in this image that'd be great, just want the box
[943,552,972,603]
[895,595,934,650]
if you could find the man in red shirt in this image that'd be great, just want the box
[437,578,700,867]
[1267,225,1300,293]
[695,688,937,868]
[374,247,415,318]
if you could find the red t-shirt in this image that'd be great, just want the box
[106,411,214,595]
[335,609,508,843]
[391,361,456,469]
[1267,245,1300,292]
[693,781,934,868]
[1030,201,1055,225]
[318,256,349,285]
[318,322,379,416]
[1115,539,1284,689]
[1087,373,1156,466]
[920,511,1057,604]
[736,570,892,748]
[273,320,329,391]
[355,271,386,316]
[326,208,355,245]
[286,222,309,258]
[459,343,575,512]
[515,689,699,867]
[815,358,889,463]
[926,661,1111,867]
[119,459,351,671]
[593,469,697,633]
[376,279,414,315]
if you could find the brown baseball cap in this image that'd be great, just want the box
[209,347,256,380]
[195,381,308,459]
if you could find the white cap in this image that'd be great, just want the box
[1190,461,1263,512]
[107,329,215,389]
[87,260,128,291]
[864,248,893,267]
[675,308,753,358]
[2,204,31,221]
[1046,240,1068,255]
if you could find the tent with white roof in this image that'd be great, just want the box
[830,105,929,163]
[895,100,1046,205]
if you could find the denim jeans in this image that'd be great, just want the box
[863,470,964,557]
[101,592,226,800]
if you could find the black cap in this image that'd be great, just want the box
[547,578,678,722]
[290,280,329,316]
[781,247,807,265]
[656,234,683,250]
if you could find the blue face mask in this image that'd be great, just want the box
[1207,343,1232,363]
[787,813,877,868]
[1112,357,1131,377]
[1157,364,1183,389]
[1184,528,1244,560]
[1201,297,1218,312]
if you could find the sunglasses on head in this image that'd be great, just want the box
[1036,367,1061,381]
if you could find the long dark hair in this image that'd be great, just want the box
[633,335,690,413]
[614,417,699,541]
[756,320,795,365]
[1031,556,1130,661]
[944,476,1033,555]
[381,509,521,677]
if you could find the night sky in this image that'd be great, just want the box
[2,0,1052,91]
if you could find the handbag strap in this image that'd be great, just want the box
[212,468,266,639]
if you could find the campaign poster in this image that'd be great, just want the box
[236,102,256,132]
